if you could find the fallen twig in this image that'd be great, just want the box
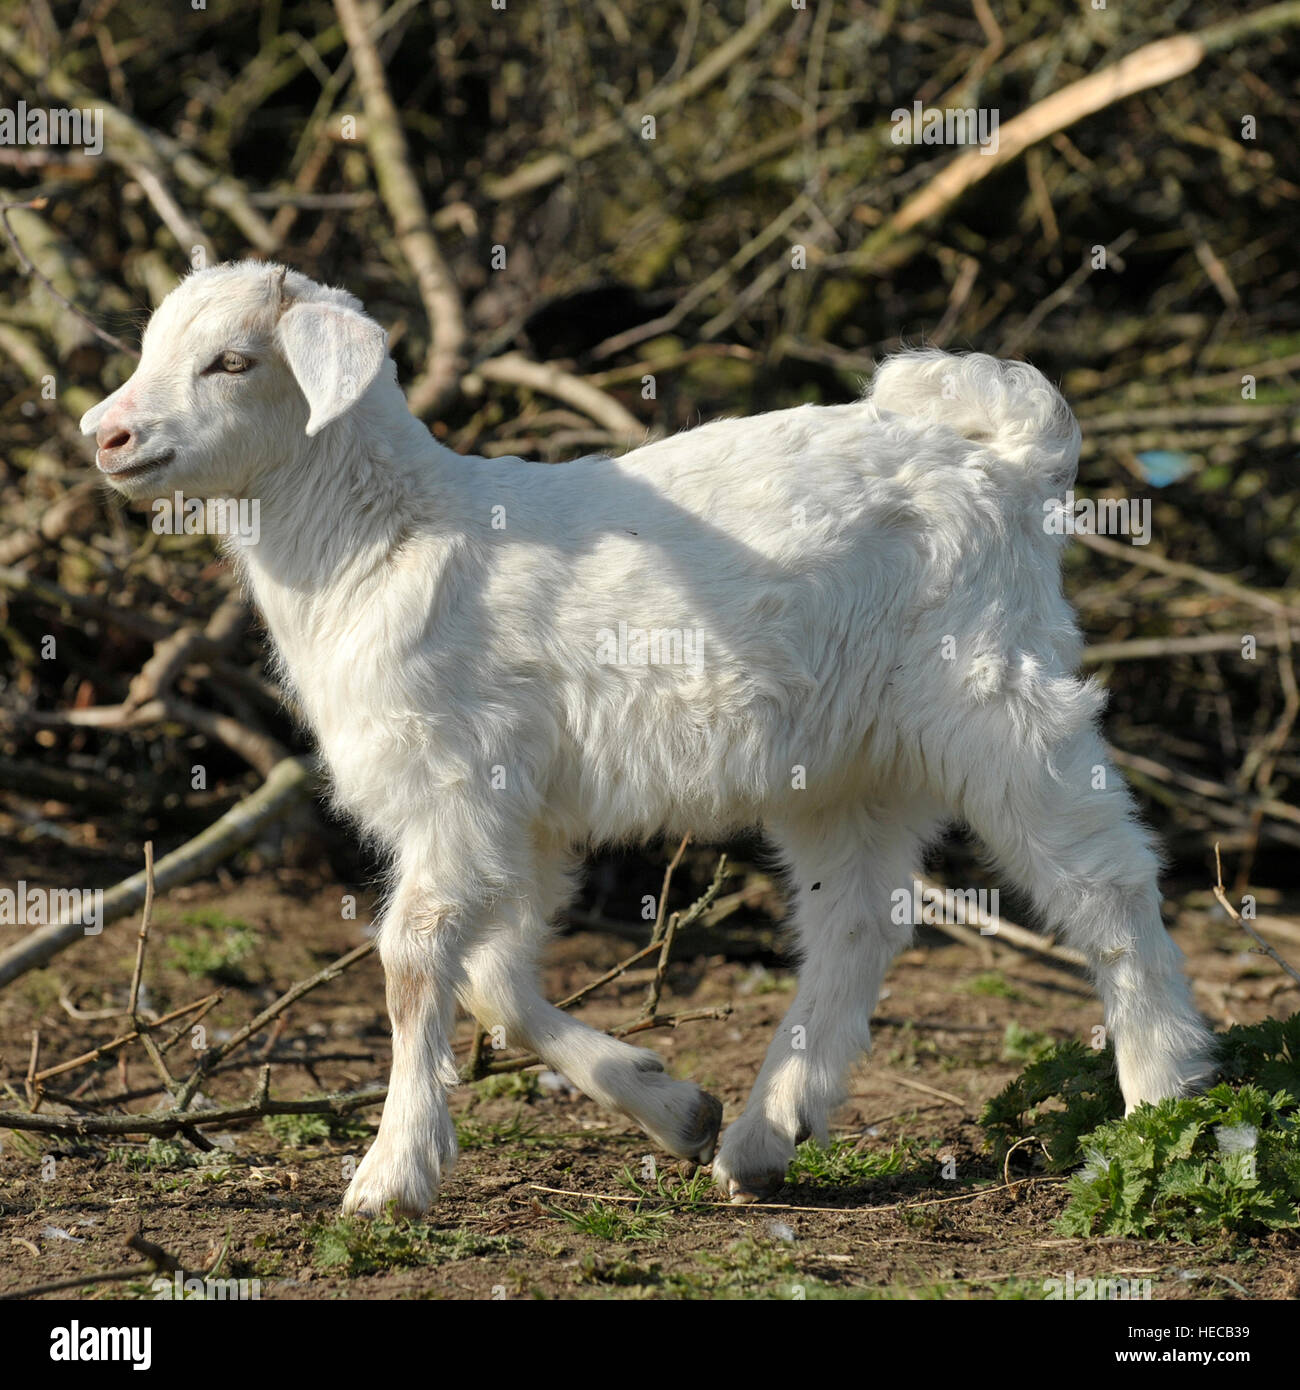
[1076,533,1300,623]
[31,994,223,1085]
[526,1173,1063,1215]
[1082,628,1300,666]
[0,1083,390,1138]
[0,756,317,988]
[644,852,730,1017]
[918,878,1088,969]
[172,937,377,1109]
[1213,843,1300,987]
[0,1224,214,1302]
[124,593,248,714]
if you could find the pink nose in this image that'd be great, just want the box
[96,422,133,453]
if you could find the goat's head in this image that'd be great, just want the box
[79,261,391,498]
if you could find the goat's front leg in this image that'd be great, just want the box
[343,875,471,1218]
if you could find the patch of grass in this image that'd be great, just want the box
[1001,1020,1055,1063]
[167,913,260,983]
[106,1138,201,1171]
[456,1111,543,1151]
[897,1203,950,1234]
[575,1237,801,1298]
[176,907,253,931]
[543,1166,712,1251]
[790,1138,907,1186]
[157,1164,233,1191]
[262,1114,330,1148]
[262,1113,369,1148]
[2,1128,44,1160]
[962,972,1024,1001]
[615,1164,714,1209]
[548,1198,671,1242]
[880,1025,943,1070]
[309,1214,512,1275]
[20,970,61,1016]
[574,1254,663,1286]
[802,1276,1046,1300]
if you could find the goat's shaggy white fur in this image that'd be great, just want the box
[82,262,1215,1213]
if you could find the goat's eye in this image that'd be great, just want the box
[205,351,254,375]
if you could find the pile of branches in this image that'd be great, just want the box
[1,0,1298,971]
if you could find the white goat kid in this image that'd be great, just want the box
[81,262,1215,1215]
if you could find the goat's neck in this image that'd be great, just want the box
[232,407,458,703]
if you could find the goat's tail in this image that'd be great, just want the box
[868,349,1080,483]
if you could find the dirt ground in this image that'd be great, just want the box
[2,855,1298,1302]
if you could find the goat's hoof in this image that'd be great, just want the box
[713,1146,787,1203]
[642,1085,724,1163]
[661,1087,722,1163]
[342,1187,432,1220]
[712,1118,795,1202]
[342,1150,439,1219]
[684,1090,724,1163]
[342,1194,424,1221]
[722,1174,784,1205]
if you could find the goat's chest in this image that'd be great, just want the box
[270,613,453,813]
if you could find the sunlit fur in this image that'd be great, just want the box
[82,263,1216,1212]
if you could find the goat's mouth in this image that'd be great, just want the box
[98,449,176,483]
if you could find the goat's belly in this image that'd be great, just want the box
[547,713,895,846]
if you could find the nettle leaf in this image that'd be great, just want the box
[980,1040,1123,1172]
[1217,1017,1300,1099]
[984,1017,1300,1242]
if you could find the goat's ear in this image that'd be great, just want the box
[276,301,388,436]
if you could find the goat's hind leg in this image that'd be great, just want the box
[460,856,722,1164]
[714,809,936,1202]
[954,694,1216,1110]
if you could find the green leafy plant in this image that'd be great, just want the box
[1216,1014,1300,1096]
[984,1015,1300,1242]
[106,1138,201,1170]
[456,1112,542,1151]
[1000,1020,1054,1063]
[262,1113,368,1148]
[1058,1083,1300,1241]
[615,1163,714,1209]
[473,1071,541,1101]
[962,972,1023,1001]
[262,1113,331,1148]
[982,1039,1123,1171]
